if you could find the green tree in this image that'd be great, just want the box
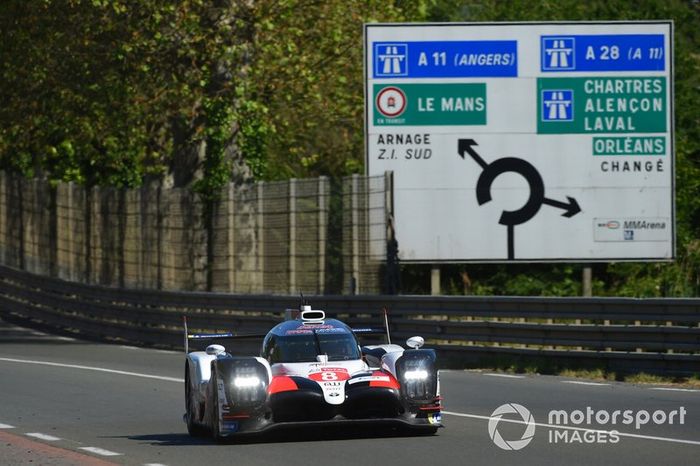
[236,0,427,180]
[0,0,427,191]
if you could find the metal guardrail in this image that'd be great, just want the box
[0,265,698,376]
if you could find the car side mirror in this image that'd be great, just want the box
[206,344,226,355]
[406,336,424,349]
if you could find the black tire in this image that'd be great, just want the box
[208,365,224,442]
[185,366,208,437]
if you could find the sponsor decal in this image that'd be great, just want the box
[222,421,239,433]
[594,217,669,242]
[428,413,442,425]
[308,368,350,404]
[286,322,348,335]
[315,327,348,334]
[308,368,350,382]
[347,371,401,389]
[348,375,390,385]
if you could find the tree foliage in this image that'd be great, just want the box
[236,0,426,179]
[1,1,241,187]
[0,0,421,188]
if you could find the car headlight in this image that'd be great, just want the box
[234,376,261,388]
[403,369,428,380]
[396,350,437,402]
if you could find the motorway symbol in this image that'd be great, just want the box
[458,139,581,259]
[542,37,575,70]
[541,90,574,121]
[375,44,408,76]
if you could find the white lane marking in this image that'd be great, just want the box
[144,463,169,466]
[79,447,122,457]
[0,423,15,429]
[562,380,610,386]
[443,411,700,446]
[483,373,525,379]
[649,387,700,393]
[121,345,177,355]
[26,432,61,441]
[0,357,183,383]
[0,326,74,341]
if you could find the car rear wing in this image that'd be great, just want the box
[352,307,392,344]
[183,316,266,354]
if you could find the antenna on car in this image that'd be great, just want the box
[183,315,189,354]
[383,306,392,344]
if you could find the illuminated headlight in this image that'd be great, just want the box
[234,376,261,388]
[403,369,428,380]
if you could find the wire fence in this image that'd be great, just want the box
[0,172,393,294]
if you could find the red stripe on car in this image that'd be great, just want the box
[418,406,442,411]
[268,376,298,394]
[369,370,400,389]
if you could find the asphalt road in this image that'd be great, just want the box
[0,317,698,466]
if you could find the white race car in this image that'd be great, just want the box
[184,305,442,440]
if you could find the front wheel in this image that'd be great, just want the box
[185,367,207,437]
[208,366,223,442]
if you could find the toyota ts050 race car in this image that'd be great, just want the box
[184,306,442,440]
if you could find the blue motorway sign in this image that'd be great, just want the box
[373,40,517,78]
[540,34,665,72]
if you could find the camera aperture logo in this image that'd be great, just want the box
[488,403,687,450]
[488,403,536,450]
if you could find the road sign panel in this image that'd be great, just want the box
[365,22,674,262]
[540,34,665,72]
[537,77,667,134]
[373,83,486,126]
[372,40,518,78]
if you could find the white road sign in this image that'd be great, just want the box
[365,22,674,262]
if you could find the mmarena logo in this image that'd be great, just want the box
[488,403,536,451]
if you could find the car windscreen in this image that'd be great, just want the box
[265,331,360,363]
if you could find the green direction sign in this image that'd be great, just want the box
[593,136,666,156]
[374,83,486,126]
[537,77,667,134]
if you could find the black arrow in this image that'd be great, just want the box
[475,157,545,227]
[543,196,581,217]
[458,138,487,169]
